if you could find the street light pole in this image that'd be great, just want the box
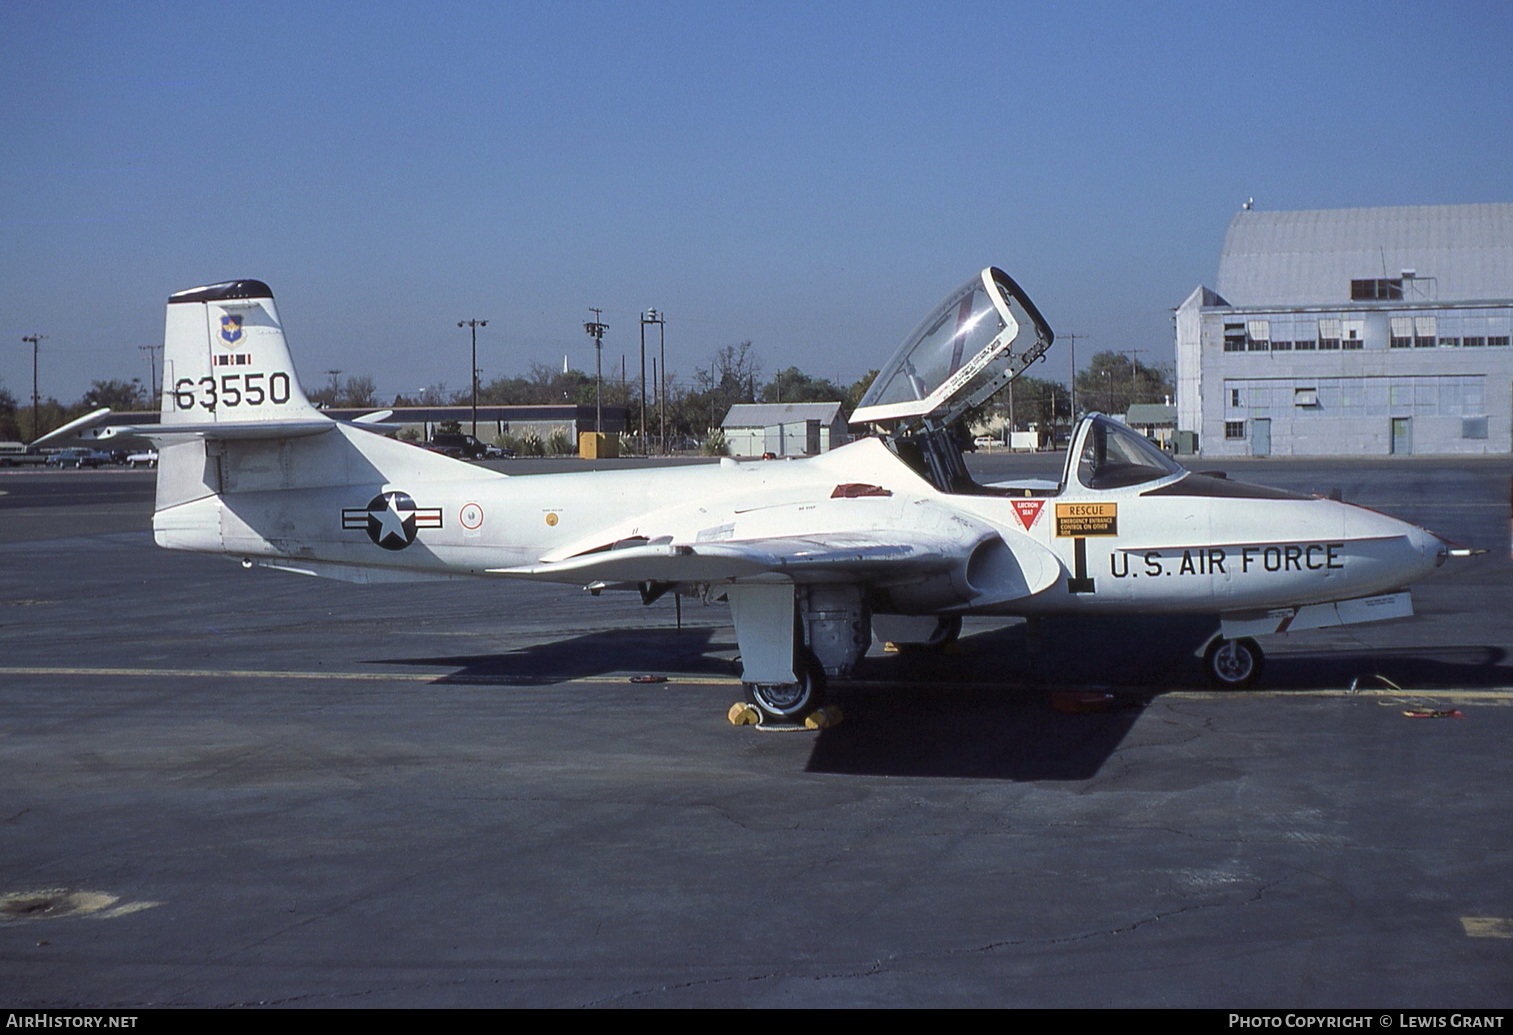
[21,334,44,443]
[583,309,608,435]
[458,319,488,438]
[637,314,647,455]
[642,309,665,453]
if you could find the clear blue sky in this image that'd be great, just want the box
[3,0,1510,407]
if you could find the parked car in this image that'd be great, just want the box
[45,448,111,469]
[426,433,491,460]
[126,450,159,469]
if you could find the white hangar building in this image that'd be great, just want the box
[1176,203,1513,456]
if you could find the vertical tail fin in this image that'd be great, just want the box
[162,280,320,425]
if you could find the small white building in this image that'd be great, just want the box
[721,402,849,458]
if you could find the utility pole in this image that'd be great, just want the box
[1007,379,1015,444]
[457,319,487,437]
[642,308,664,453]
[139,344,162,409]
[22,334,45,443]
[1061,332,1088,419]
[583,309,608,434]
[324,369,342,405]
[1120,349,1147,414]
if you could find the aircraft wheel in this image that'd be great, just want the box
[742,651,826,725]
[1205,636,1263,689]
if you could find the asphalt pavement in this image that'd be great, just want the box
[1,456,1510,1007]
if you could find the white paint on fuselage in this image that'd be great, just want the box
[160,428,1444,617]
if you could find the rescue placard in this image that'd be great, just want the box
[1055,502,1118,537]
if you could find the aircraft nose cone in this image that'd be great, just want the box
[1403,523,1452,572]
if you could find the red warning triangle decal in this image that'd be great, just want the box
[1011,499,1044,530]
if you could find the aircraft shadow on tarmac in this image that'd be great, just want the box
[809,617,1512,780]
[372,616,1510,781]
[372,626,736,686]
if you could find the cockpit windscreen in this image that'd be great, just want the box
[1075,417,1183,490]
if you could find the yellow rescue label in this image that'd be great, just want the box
[1055,502,1118,537]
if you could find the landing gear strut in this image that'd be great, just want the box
[1205,636,1264,688]
[727,584,866,726]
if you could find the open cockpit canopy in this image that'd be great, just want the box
[850,267,1054,431]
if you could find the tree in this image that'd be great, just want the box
[846,370,879,410]
[0,379,18,441]
[760,366,843,404]
[341,375,378,409]
[82,379,147,412]
[682,341,762,434]
[1073,351,1173,417]
[310,374,379,409]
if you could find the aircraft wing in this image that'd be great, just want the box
[490,531,973,585]
[490,528,1063,603]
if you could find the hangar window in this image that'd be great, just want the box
[1352,279,1403,301]
[1414,316,1437,348]
[1342,319,1365,349]
[1229,388,1240,408]
[1490,336,1511,348]
[1223,323,1246,352]
[1294,336,1316,350]
[1462,417,1488,440]
[1225,421,1246,440]
[1294,388,1319,408]
[1463,337,1486,347]
[1390,316,1414,349]
[1246,320,1271,351]
[1318,318,1341,350]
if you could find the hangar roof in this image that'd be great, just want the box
[722,402,844,428]
[1216,203,1513,307]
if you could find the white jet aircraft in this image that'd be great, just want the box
[49,269,1471,724]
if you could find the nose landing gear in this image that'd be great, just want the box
[1204,636,1264,688]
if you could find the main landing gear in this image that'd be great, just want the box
[727,584,868,726]
[1204,636,1264,689]
[742,650,827,724]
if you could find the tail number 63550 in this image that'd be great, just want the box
[173,372,291,411]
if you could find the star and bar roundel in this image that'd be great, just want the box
[342,491,443,550]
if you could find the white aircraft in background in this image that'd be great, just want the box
[45,269,1472,724]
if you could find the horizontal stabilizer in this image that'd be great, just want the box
[28,408,113,449]
[99,416,334,444]
[31,407,338,447]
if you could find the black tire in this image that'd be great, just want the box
[1205,636,1264,689]
[742,650,826,725]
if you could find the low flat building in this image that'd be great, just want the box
[323,405,628,443]
[1176,203,1513,456]
[720,402,848,458]
[1123,403,1177,449]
